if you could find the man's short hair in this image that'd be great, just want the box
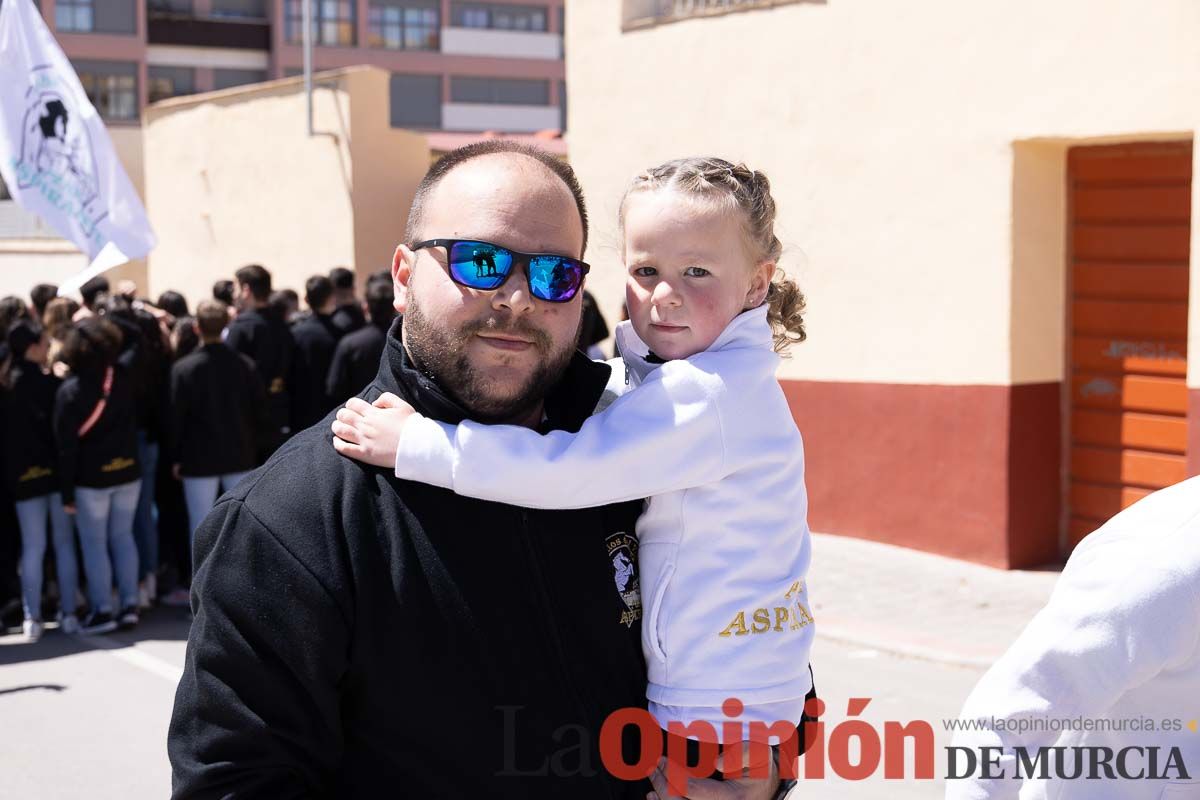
[195,299,229,340]
[404,140,589,257]
[212,279,235,305]
[234,264,272,301]
[366,269,392,290]
[328,267,355,292]
[365,280,395,326]
[30,284,58,317]
[306,275,335,310]
[80,276,109,308]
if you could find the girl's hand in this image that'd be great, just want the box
[331,393,416,468]
[63,503,76,515]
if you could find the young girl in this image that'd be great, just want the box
[333,157,814,748]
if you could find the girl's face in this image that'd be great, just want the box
[622,189,772,361]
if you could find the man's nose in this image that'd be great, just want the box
[492,263,536,315]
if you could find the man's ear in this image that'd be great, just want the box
[745,261,775,309]
[392,245,415,314]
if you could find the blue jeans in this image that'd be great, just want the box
[133,430,160,581]
[182,472,251,554]
[14,493,78,620]
[74,481,141,614]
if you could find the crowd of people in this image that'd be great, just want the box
[0,264,400,638]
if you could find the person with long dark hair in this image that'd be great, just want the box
[4,321,80,638]
[54,317,141,634]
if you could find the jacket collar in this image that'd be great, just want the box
[372,316,613,434]
[614,304,774,385]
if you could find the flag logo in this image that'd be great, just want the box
[13,67,106,245]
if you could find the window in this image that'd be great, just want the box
[369,1,439,50]
[389,73,441,128]
[451,3,547,31]
[55,0,92,31]
[74,60,138,120]
[451,76,549,105]
[285,0,355,46]
[148,66,195,103]
[56,0,135,33]
[213,68,268,90]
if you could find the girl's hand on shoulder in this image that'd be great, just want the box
[331,393,417,469]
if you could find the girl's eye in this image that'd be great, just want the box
[633,266,657,277]
[684,266,710,277]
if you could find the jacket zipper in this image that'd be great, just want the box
[517,509,616,800]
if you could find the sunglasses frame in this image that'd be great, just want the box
[412,238,590,304]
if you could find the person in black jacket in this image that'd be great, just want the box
[225,264,293,457]
[288,276,340,432]
[325,276,395,404]
[168,300,271,549]
[168,142,782,799]
[328,266,365,337]
[4,321,80,639]
[54,317,141,635]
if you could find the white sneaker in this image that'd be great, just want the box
[22,619,43,642]
[137,582,153,611]
[58,614,81,635]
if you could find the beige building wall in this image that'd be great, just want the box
[567,0,1200,387]
[144,67,428,309]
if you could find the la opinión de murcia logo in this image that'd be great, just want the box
[10,65,107,248]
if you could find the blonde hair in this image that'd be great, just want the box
[619,157,806,353]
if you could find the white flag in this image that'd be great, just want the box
[0,0,155,283]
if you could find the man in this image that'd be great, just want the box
[169,142,782,799]
[224,264,294,456]
[289,276,341,431]
[329,266,366,337]
[325,277,395,404]
[168,300,270,548]
[947,477,1200,800]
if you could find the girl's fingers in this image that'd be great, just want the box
[374,392,404,409]
[331,420,361,444]
[343,398,372,416]
[332,437,365,459]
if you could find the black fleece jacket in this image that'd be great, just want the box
[53,364,139,505]
[3,360,61,501]
[288,312,340,431]
[169,319,651,799]
[168,343,272,477]
[225,306,294,442]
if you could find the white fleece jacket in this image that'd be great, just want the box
[394,305,814,740]
[946,476,1200,800]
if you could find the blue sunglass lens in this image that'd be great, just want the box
[449,242,512,289]
[529,256,583,302]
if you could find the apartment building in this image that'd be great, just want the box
[0,0,565,294]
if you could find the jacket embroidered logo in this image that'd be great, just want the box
[607,532,642,627]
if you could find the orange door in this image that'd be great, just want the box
[1067,142,1192,548]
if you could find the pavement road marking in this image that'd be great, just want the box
[73,634,184,684]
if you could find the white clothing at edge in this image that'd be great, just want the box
[945,476,1200,800]
[394,305,814,741]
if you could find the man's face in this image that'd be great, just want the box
[394,154,585,423]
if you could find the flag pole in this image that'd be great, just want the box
[303,0,313,136]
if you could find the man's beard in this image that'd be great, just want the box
[403,293,580,424]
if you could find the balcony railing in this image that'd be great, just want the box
[622,0,813,30]
[147,11,270,49]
